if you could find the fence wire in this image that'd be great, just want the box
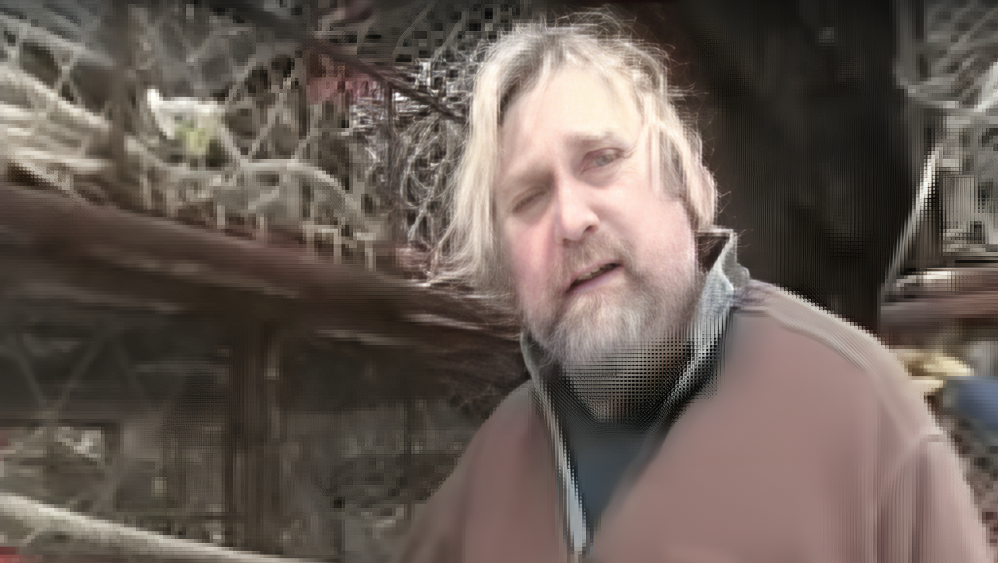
[0,1,528,562]
[0,0,377,263]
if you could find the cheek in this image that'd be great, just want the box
[634,199,695,262]
[510,246,544,296]
[504,229,551,301]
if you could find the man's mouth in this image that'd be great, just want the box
[570,263,620,290]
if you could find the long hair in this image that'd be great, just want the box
[431,12,717,299]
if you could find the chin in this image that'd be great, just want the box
[542,284,700,368]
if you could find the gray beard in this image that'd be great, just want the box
[527,265,705,422]
[530,261,704,369]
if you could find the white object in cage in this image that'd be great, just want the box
[145,89,224,157]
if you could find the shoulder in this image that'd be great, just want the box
[733,280,897,373]
[728,280,943,454]
[393,382,543,563]
[733,280,911,380]
[465,381,546,462]
[431,381,544,491]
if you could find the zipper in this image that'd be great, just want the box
[530,378,589,558]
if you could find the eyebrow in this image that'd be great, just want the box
[563,129,626,149]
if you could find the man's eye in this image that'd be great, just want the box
[591,151,619,168]
[512,192,540,213]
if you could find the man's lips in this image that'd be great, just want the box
[568,262,621,292]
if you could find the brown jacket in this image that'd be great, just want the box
[395,279,990,563]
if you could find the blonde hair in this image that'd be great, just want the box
[432,13,717,297]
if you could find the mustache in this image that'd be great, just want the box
[554,235,635,289]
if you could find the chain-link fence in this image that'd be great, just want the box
[0,1,530,562]
[893,0,998,262]
[0,1,382,263]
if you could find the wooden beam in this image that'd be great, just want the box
[0,183,524,407]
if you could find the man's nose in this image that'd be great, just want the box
[553,179,599,243]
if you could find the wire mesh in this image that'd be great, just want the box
[895,0,998,256]
[0,1,529,562]
[0,274,484,562]
[892,3,998,556]
[0,0,378,264]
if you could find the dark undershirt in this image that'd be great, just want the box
[546,346,692,537]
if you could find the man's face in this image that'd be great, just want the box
[494,67,702,368]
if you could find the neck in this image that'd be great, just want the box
[560,336,691,424]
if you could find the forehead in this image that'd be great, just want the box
[501,66,642,143]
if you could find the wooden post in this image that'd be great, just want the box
[331,227,342,265]
[225,322,282,554]
[108,3,133,189]
[331,495,345,561]
[103,423,122,518]
[141,159,153,212]
[402,379,415,526]
[256,215,268,243]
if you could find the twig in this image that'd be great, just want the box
[0,492,319,563]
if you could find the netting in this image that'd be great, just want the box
[892,1,998,556]
[0,1,387,265]
[893,0,998,258]
[900,0,998,113]
[0,1,528,562]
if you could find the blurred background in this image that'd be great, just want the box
[0,0,996,561]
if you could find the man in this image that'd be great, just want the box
[395,15,992,563]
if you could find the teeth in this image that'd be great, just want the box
[575,264,614,284]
